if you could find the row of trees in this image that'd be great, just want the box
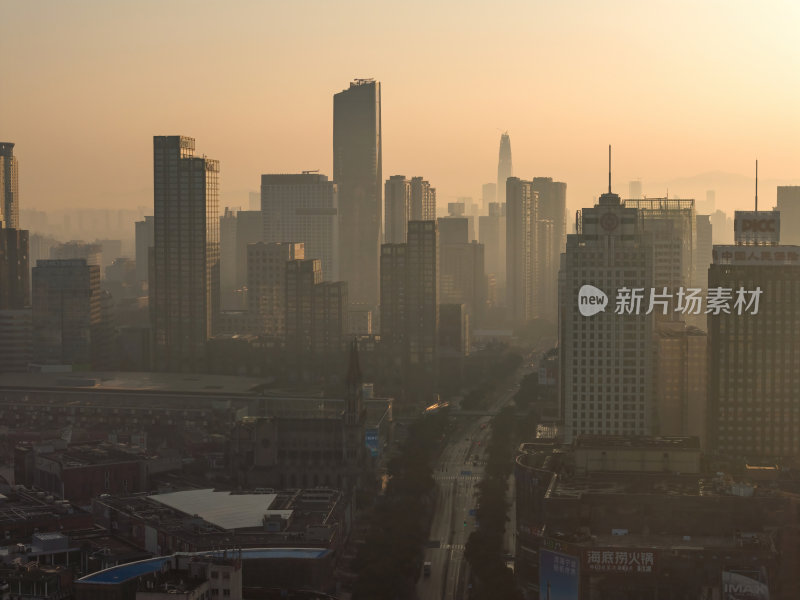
[351,412,447,599]
[464,406,528,600]
[459,347,524,410]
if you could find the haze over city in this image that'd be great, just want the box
[6,0,800,213]
[4,3,800,600]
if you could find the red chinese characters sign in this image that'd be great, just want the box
[583,549,657,574]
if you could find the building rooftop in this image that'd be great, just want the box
[0,486,89,538]
[575,435,701,450]
[78,549,331,585]
[655,325,707,339]
[41,443,142,467]
[93,488,342,548]
[149,489,292,530]
[0,532,77,562]
[241,396,391,423]
[80,556,170,584]
[547,472,712,499]
[546,531,773,552]
[137,569,207,594]
[0,371,271,396]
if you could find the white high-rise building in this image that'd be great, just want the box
[560,187,654,442]
[261,173,338,280]
[624,198,695,294]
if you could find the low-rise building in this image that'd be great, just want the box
[229,393,390,490]
[15,443,146,506]
[0,372,265,437]
[75,549,334,600]
[90,488,344,555]
[0,487,92,540]
[514,436,791,599]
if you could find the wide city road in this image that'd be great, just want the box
[417,359,535,600]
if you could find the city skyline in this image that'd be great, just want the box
[4,3,800,598]
[5,2,800,215]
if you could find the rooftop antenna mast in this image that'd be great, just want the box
[608,145,612,194]
[755,159,758,211]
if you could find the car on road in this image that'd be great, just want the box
[423,561,432,577]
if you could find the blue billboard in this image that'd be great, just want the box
[539,549,579,600]
[365,428,380,457]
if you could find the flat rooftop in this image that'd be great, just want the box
[41,443,142,467]
[137,570,207,593]
[241,397,391,423]
[554,531,772,552]
[547,473,713,499]
[575,435,701,450]
[149,489,292,530]
[78,549,331,584]
[0,372,271,396]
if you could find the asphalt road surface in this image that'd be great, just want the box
[417,362,533,600]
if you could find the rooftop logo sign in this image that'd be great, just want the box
[734,211,780,244]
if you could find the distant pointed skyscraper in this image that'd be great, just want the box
[496,133,513,204]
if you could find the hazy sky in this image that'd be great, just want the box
[5,0,800,216]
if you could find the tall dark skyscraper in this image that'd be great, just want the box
[410,176,436,222]
[262,173,339,280]
[32,259,103,367]
[0,228,29,310]
[384,175,412,244]
[380,221,439,390]
[285,258,348,361]
[496,132,513,204]
[482,182,496,209]
[479,202,506,305]
[0,144,30,373]
[437,217,487,320]
[333,79,382,308]
[384,175,435,245]
[150,136,219,373]
[506,177,537,323]
[708,211,800,458]
[0,142,20,229]
[285,258,323,356]
[134,216,154,286]
[247,241,304,336]
[776,186,800,245]
[533,177,567,323]
[693,214,713,289]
